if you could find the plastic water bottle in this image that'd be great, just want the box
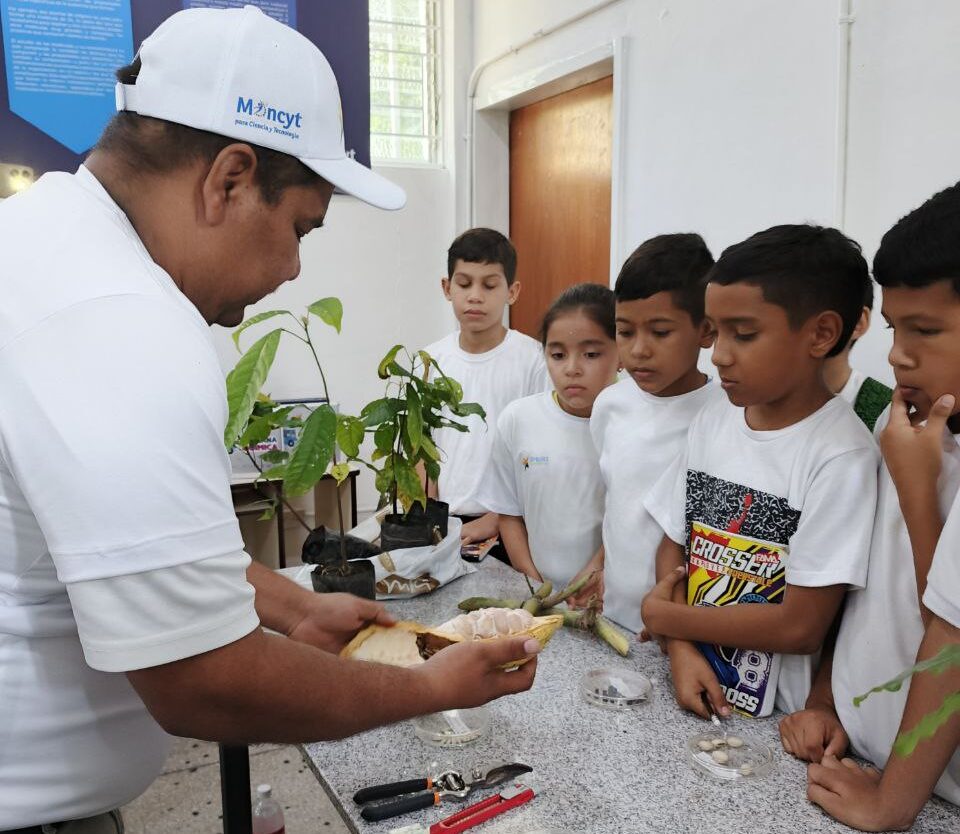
[252,783,285,834]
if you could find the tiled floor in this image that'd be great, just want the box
[122,737,350,833]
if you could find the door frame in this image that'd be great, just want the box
[472,38,627,288]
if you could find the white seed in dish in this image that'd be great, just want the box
[697,740,714,751]
[711,738,726,749]
[727,735,744,748]
[739,763,753,776]
[711,749,729,764]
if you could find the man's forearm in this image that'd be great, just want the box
[128,627,441,744]
[247,559,313,636]
[872,615,960,828]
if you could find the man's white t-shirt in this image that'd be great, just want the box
[424,330,549,515]
[476,392,602,588]
[590,378,723,632]
[0,167,259,827]
[645,396,878,714]
[834,410,960,804]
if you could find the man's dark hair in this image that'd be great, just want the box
[708,224,868,358]
[96,58,319,205]
[873,180,960,297]
[447,228,518,286]
[614,233,714,323]
[539,282,615,345]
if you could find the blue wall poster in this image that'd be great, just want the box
[0,0,369,176]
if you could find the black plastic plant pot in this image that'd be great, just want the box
[425,498,449,539]
[311,559,376,599]
[380,513,434,551]
[301,525,381,566]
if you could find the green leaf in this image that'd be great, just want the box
[406,384,423,452]
[258,504,277,521]
[854,645,960,706]
[378,344,404,379]
[336,415,365,458]
[224,329,283,447]
[420,434,440,461]
[283,404,337,496]
[451,401,486,420]
[231,310,291,351]
[374,421,396,453]
[394,457,427,512]
[307,297,343,334]
[417,350,433,381]
[387,361,416,380]
[374,457,395,495]
[361,397,403,427]
[330,462,351,484]
[424,458,440,484]
[259,450,289,465]
[893,692,960,757]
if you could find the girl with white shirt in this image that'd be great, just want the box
[477,284,619,588]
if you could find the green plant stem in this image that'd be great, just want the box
[594,616,630,656]
[458,597,523,611]
[540,570,599,609]
[303,325,332,404]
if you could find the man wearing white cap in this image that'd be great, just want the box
[0,8,539,832]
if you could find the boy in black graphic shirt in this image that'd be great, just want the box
[642,225,879,719]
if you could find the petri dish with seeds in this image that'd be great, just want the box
[686,731,774,781]
[411,706,490,747]
[580,668,652,710]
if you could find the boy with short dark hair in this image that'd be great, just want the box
[824,278,892,432]
[578,234,722,628]
[425,228,548,549]
[781,183,960,831]
[641,224,878,720]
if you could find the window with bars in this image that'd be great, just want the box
[369,0,441,165]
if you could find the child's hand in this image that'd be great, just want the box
[566,568,603,609]
[880,388,954,493]
[807,755,908,832]
[778,707,848,762]
[668,640,730,719]
[640,565,686,634]
[461,514,498,545]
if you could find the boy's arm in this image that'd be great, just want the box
[778,615,849,762]
[461,512,498,544]
[642,574,846,654]
[880,391,955,621]
[807,613,960,832]
[498,514,543,582]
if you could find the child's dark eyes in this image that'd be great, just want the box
[615,330,633,339]
[734,332,758,342]
[549,352,565,360]
[651,330,672,338]
[917,327,942,336]
[584,351,601,359]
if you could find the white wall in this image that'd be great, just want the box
[470,0,960,386]
[211,164,458,514]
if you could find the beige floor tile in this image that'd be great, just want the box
[122,743,349,833]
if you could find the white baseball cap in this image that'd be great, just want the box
[114,5,405,210]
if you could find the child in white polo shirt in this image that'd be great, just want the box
[781,182,960,831]
[587,234,721,631]
[476,284,618,588]
[424,229,549,558]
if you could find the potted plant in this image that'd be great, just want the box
[224,298,376,598]
[360,344,484,551]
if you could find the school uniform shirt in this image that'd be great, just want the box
[645,396,878,715]
[424,330,550,515]
[476,392,603,588]
[833,410,960,804]
[589,378,724,632]
[0,167,259,827]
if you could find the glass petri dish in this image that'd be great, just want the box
[686,731,775,781]
[580,668,652,710]
[411,706,490,747]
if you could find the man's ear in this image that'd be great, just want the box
[200,143,259,227]
[507,280,521,306]
[809,310,844,358]
[441,277,452,301]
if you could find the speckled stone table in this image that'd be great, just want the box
[299,560,960,834]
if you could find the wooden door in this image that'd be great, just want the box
[509,75,613,338]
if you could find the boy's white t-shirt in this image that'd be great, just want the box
[833,410,960,805]
[590,378,724,632]
[425,330,549,515]
[476,392,603,588]
[645,396,878,714]
[838,368,867,405]
[0,167,259,826]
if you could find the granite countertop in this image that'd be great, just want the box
[300,560,960,834]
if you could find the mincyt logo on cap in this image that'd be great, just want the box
[235,96,303,139]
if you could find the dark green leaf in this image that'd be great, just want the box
[336,415,365,458]
[395,457,426,511]
[231,310,291,351]
[420,434,440,462]
[406,384,423,452]
[283,404,337,496]
[378,344,404,379]
[451,401,486,420]
[361,397,403,427]
[307,297,343,334]
[374,422,396,453]
[424,458,440,484]
[374,457,395,495]
[387,361,415,380]
[259,450,289,465]
[224,329,282,447]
